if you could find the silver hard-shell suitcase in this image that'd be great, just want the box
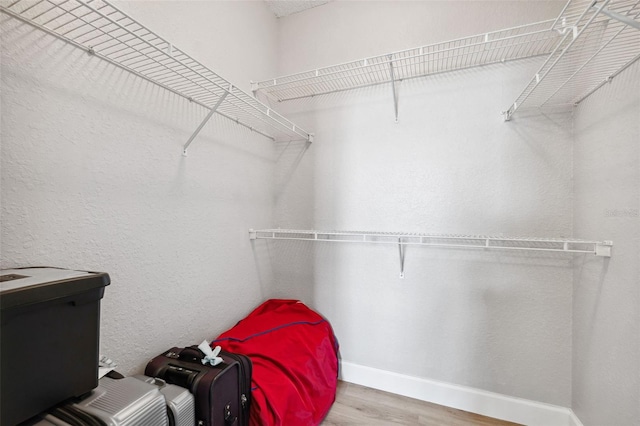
[134,375,195,426]
[32,416,71,426]
[73,376,168,426]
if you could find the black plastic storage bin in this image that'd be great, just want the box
[0,267,110,426]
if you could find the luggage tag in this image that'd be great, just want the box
[198,340,224,366]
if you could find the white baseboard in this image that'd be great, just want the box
[569,410,585,426]
[340,361,583,426]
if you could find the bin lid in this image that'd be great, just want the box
[1,267,110,310]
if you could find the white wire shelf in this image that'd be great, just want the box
[249,229,613,257]
[0,0,312,152]
[505,0,640,119]
[252,20,561,107]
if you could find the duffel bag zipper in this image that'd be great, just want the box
[223,352,250,412]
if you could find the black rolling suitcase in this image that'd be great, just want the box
[145,346,251,426]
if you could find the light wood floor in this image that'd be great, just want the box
[322,381,521,426]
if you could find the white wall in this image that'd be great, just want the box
[269,0,575,407]
[1,1,279,375]
[572,61,640,426]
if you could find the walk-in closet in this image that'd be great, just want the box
[1,0,638,425]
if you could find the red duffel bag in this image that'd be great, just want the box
[212,299,339,426]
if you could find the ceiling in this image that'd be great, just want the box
[264,0,331,18]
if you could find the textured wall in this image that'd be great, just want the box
[1,1,279,375]
[572,61,640,425]
[270,0,574,406]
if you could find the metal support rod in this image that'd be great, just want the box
[183,91,228,155]
[398,239,405,278]
[388,55,399,123]
[595,5,640,30]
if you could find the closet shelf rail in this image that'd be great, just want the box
[0,0,312,152]
[252,20,560,103]
[249,229,613,257]
[505,0,640,120]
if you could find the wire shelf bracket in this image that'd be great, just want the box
[504,0,640,120]
[398,238,406,278]
[249,229,613,278]
[252,20,562,121]
[183,91,228,156]
[1,0,313,155]
[388,54,400,123]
